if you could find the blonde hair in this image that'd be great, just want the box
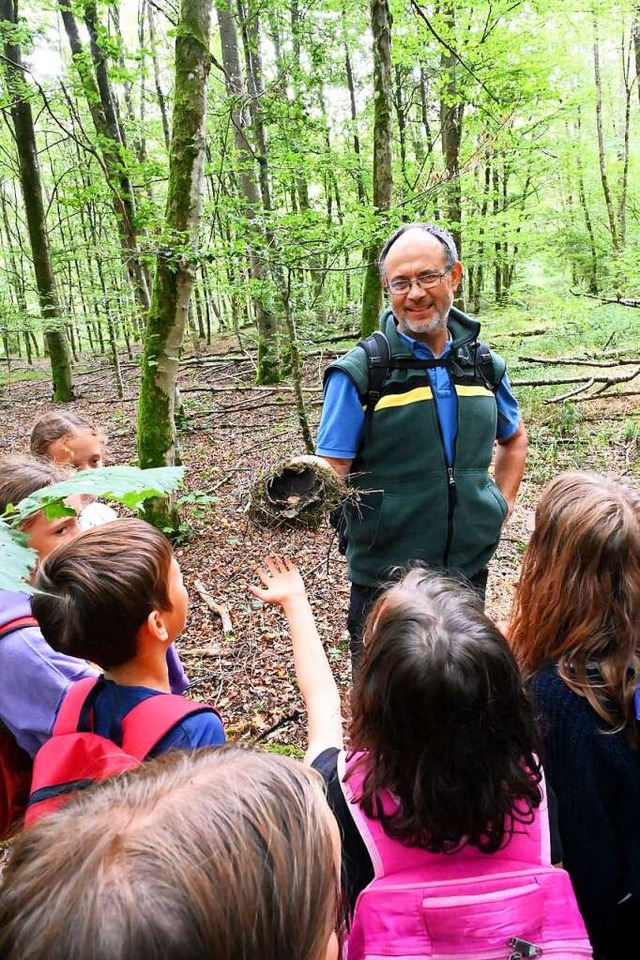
[29,411,105,461]
[0,746,339,960]
[509,471,640,745]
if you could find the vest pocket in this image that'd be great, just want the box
[487,481,508,520]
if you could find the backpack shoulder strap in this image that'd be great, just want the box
[474,340,506,392]
[0,616,39,639]
[356,331,390,447]
[53,677,101,737]
[337,750,407,879]
[120,694,220,761]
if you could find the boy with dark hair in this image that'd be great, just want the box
[32,518,224,756]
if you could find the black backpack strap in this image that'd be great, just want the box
[472,340,505,393]
[357,331,390,447]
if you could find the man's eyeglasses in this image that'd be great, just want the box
[386,265,453,295]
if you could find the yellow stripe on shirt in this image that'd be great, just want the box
[455,385,495,398]
[367,383,494,411]
[372,386,434,410]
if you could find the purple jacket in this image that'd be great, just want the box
[0,591,190,758]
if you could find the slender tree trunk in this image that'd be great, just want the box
[146,0,172,150]
[439,0,464,262]
[216,0,279,383]
[0,0,74,400]
[57,0,151,315]
[633,5,640,106]
[344,38,367,205]
[361,0,393,336]
[592,15,620,254]
[137,0,214,529]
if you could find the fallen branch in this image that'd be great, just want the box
[495,327,548,338]
[544,367,640,404]
[512,368,639,388]
[572,289,640,308]
[519,355,640,368]
[194,578,234,636]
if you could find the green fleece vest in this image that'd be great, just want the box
[327,307,508,587]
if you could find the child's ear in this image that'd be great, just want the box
[141,609,170,646]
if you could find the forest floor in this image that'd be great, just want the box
[0,320,638,757]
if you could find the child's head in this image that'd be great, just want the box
[30,411,105,471]
[32,518,187,670]
[349,569,541,853]
[0,454,81,565]
[509,471,640,736]
[0,745,341,960]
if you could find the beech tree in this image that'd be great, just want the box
[0,0,74,400]
[360,0,393,336]
[137,0,213,526]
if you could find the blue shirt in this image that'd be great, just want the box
[316,330,520,466]
[92,679,225,757]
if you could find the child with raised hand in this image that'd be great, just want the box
[508,471,640,960]
[29,410,117,529]
[250,557,590,959]
[0,746,341,960]
[32,518,225,759]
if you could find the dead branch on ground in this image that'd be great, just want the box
[194,579,234,636]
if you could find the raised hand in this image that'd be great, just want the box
[249,555,307,610]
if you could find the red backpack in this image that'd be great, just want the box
[0,616,39,840]
[25,676,219,827]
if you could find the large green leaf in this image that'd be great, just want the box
[0,521,38,594]
[17,466,185,522]
[0,466,185,594]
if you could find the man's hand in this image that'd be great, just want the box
[249,555,307,610]
[494,421,528,522]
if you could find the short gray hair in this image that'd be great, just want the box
[379,223,458,275]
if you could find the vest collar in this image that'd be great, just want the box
[381,305,481,356]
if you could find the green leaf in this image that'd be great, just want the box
[17,466,185,522]
[0,521,37,594]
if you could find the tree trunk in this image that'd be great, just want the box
[0,0,74,400]
[592,15,620,255]
[633,5,640,106]
[344,38,367,205]
[439,0,464,263]
[137,0,214,527]
[57,0,152,315]
[360,0,393,336]
[146,0,172,150]
[216,0,279,383]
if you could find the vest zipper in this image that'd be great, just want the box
[439,362,458,568]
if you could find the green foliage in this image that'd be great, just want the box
[0,522,37,593]
[263,742,305,759]
[0,465,185,593]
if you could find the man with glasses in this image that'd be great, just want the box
[316,223,528,673]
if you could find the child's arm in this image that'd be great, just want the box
[249,556,343,764]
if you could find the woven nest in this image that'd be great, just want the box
[246,455,348,530]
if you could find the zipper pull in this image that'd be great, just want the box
[447,467,456,488]
[507,937,542,959]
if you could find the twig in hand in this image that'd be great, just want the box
[194,579,234,635]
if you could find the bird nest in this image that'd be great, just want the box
[246,455,349,530]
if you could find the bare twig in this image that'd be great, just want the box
[194,579,234,635]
